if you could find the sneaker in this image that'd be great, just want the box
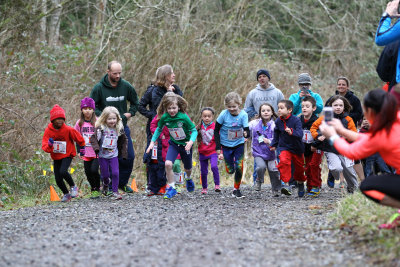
[307,187,320,197]
[90,190,100,199]
[255,180,261,191]
[272,190,280,197]
[327,179,335,188]
[61,193,72,202]
[164,186,177,199]
[215,185,221,192]
[102,185,112,196]
[70,186,79,198]
[175,184,182,194]
[147,191,157,196]
[347,187,354,194]
[289,180,297,189]
[159,185,167,194]
[379,210,400,229]
[232,189,245,199]
[113,192,122,200]
[201,188,208,195]
[186,178,195,192]
[297,182,305,197]
[122,185,134,193]
[281,185,292,196]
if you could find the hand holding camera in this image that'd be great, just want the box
[384,0,400,17]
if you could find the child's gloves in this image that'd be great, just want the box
[79,148,85,156]
[48,138,54,147]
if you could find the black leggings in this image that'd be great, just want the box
[84,158,101,191]
[54,157,74,194]
[360,173,400,203]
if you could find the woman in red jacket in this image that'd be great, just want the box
[320,89,400,229]
[42,105,86,202]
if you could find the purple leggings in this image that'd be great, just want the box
[99,157,119,193]
[199,153,220,189]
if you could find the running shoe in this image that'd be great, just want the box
[113,192,122,200]
[90,190,100,199]
[307,187,320,197]
[201,188,208,195]
[61,193,72,202]
[327,178,335,188]
[164,186,177,199]
[272,190,280,197]
[281,184,292,196]
[122,185,134,193]
[297,182,305,197]
[255,180,261,191]
[159,185,167,194]
[215,185,221,192]
[175,184,182,194]
[70,186,79,198]
[379,210,400,229]
[186,178,195,192]
[232,189,245,199]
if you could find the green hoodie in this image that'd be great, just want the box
[90,74,139,126]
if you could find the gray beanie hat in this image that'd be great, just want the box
[298,73,312,85]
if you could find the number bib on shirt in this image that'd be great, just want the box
[169,127,186,140]
[152,145,158,160]
[102,135,118,149]
[53,141,67,154]
[228,128,243,141]
[82,133,92,147]
[302,130,314,144]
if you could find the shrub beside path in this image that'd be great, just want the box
[0,186,370,266]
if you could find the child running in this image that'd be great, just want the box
[270,100,307,197]
[90,106,127,200]
[196,107,220,195]
[74,97,101,199]
[146,92,198,199]
[311,95,358,193]
[214,92,249,199]
[42,104,86,202]
[248,103,280,195]
[300,96,323,197]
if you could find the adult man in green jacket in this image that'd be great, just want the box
[90,61,139,193]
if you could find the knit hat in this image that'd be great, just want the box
[50,104,66,122]
[298,73,312,85]
[256,69,271,81]
[80,97,95,110]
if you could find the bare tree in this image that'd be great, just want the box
[48,0,62,46]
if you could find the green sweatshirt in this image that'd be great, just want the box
[90,74,139,126]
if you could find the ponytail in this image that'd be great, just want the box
[364,89,398,136]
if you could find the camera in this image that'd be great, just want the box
[323,107,333,122]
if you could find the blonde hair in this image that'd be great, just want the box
[95,106,124,136]
[157,92,188,118]
[224,92,242,106]
[153,64,173,88]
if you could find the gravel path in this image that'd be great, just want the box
[0,185,370,267]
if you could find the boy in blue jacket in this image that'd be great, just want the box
[270,100,307,197]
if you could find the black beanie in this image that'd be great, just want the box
[256,69,271,81]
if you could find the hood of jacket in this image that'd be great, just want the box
[100,74,120,89]
[255,83,277,92]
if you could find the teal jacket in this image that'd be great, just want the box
[288,89,323,116]
[90,74,139,126]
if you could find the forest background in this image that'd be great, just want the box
[0,0,390,201]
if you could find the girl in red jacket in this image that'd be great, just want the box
[196,107,220,194]
[42,104,86,202]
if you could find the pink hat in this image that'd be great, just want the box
[80,97,95,110]
[50,104,66,122]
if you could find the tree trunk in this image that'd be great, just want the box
[48,0,62,47]
[180,0,191,33]
[94,0,107,38]
[39,0,47,42]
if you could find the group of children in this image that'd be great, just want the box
[43,79,374,201]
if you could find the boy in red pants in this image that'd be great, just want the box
[271,100,306,197]
[300,96,323,197]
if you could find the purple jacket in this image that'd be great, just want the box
[249,119,276,161]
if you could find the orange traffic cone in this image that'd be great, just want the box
[50,185,60,201]
[130,178,139,192]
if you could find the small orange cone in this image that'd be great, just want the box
[50,185,60,201]
[130,178,139,192]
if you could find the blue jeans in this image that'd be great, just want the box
[118,125,135,187]
[364,153,391,177]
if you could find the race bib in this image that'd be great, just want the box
[152,145,158,160]
[53,141,67,154]
[228,128,243,141]
[102,135,118,149]
[82,133,92,147]
[258,135,264,143]
[302,130,314,144]
[169,127,186,140]
[268,160,278,172]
